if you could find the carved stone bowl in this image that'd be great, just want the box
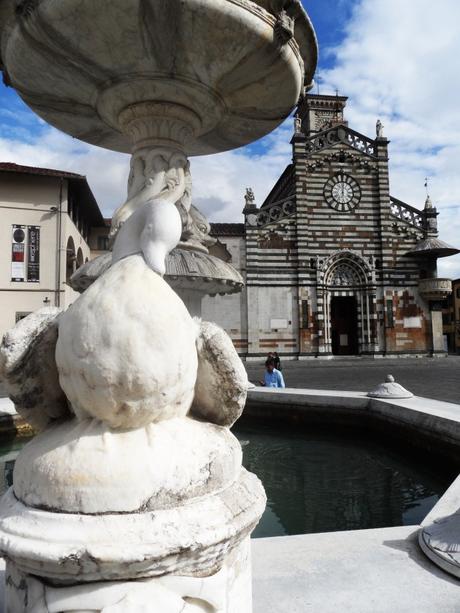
[0,0,317,155]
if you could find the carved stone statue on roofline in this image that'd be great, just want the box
[294,114,302,134]
[245,187,256,207]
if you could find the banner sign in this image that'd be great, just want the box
[11,225,41,282]
[11,225,26,282]
[27,226,40,283]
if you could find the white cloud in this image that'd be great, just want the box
[321,0,460,278]
[0,115,292,223]
[0,129,130,217]
[191,122,293,222]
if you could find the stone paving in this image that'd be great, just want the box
[1,356,459,404]
[246,356,460,405]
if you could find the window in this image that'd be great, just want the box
[97,236,109,251]
[456,287,460,299]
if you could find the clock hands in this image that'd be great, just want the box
[332,182,352,204]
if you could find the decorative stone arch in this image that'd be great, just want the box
[318,250,373,287]
[66,237,77,284]
[76,247,84,270]
[315,250,379,356]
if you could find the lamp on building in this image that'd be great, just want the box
[43,297,51,306]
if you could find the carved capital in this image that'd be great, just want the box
[119,102,202,152]
[110,146,191,243]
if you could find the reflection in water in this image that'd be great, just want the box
[0,429,454,540]
[234,424,454,539]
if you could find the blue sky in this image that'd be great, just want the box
[1,0,459,277]
[304,0,356,69]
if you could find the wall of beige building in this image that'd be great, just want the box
[0,172,90,339]
[202,235,249,355]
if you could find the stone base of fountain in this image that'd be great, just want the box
[0,416,265,612]
[4,539,253,612]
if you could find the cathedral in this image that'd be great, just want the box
[202,93,459,359]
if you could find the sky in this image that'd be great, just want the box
[1,0,459,278]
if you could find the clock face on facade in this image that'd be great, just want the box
[324,173,361,212]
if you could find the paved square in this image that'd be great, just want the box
[246,357,460,405]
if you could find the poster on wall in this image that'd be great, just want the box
[27,226,40,283]
[11,225,26,282]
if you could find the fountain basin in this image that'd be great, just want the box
[0,0,317,155]
[70,249,244,297]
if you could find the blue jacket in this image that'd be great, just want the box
[264,368,285,388]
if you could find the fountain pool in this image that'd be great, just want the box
[235,423,455,538]
[0,426,454,540]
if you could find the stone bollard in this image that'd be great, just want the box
[367,375,414,399]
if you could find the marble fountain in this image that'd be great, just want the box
[0,0,318,610]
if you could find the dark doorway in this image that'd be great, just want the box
[331,296,359,356]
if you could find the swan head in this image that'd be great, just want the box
[112,199,182,275]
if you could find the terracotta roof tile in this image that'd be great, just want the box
[0,162,85,180]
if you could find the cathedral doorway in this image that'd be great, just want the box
[330,296,359,356]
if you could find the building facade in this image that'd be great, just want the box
[203,94,459,359]
[454,280,460,354]
[443,279,460,354]
[0,163,105,339]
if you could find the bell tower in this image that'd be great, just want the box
[297,93,348,137]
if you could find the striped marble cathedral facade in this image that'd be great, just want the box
[202,94,458,359]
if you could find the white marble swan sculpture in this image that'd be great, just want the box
[111,195,182,275]
[1,199,248,431]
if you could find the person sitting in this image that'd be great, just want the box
[260,357,285,388]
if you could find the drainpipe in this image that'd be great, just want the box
[55,178,63,307]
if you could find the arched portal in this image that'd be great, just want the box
[317,251,378,356]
